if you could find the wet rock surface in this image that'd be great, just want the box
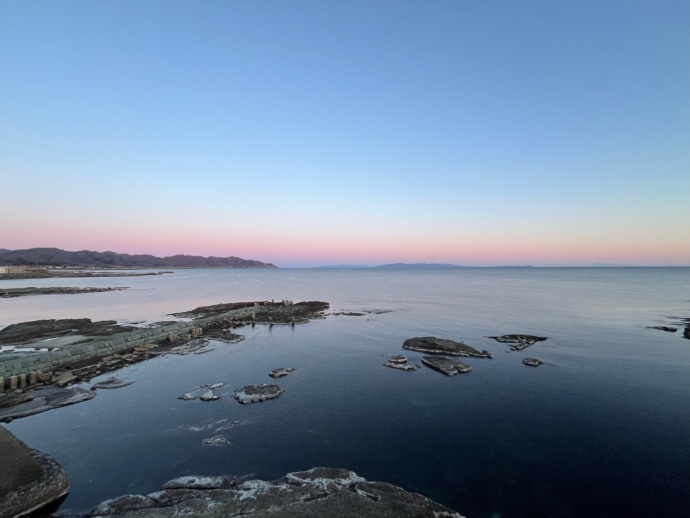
[269,367,295,378]
[403,337,492,358]
[522,358,543,367]
[235,384,284,404]
[0,427,70,517]
[0,318,137,345]
[91,378,134,390]
[422,356,472,376]
[489,334,548,350]
[84,467,464,517]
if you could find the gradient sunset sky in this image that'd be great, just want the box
[1,1,688,267]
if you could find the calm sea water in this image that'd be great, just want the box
[2,268,690,517]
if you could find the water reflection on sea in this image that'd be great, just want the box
[3,268,690,517]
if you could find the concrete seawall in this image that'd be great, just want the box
[0,306,261,383]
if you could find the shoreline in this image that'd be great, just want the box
[0,286,129,298]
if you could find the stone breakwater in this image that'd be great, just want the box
[0,301,328,385]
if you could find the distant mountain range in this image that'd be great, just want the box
[0,248,277,269]
[315,263,534,269]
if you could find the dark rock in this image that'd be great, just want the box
[269,368,295,379]
[489,334,547,350]
[91,378,134,390]
[388,355,408,364]
[403,337,492,358]
[235,384,284,404]
[330,312,366,316]
[0,427,70,517]
[85,467,464,517]
[522,358,543,367]
[646,326,677,333]
[421,356,472,376]
[684,326,690,340]
[172,301,329,322]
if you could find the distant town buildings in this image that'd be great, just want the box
[0,265,29,274]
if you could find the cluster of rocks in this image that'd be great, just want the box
[386,335,548,376]
[83,467,464,517]
[383,355,418,371]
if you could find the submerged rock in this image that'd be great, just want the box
[403,337,492,358]
[201,435,230,447]
[646,326,677,333]
[85,467,464,517]
[489,334,547,350]
[91,378,134,390]
[384,355,417,371]
[421,356,472,376]
[235,384,283,404]
[269,367,295,379]
[522,358,543,367]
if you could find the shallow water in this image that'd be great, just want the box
[3,268,690,517]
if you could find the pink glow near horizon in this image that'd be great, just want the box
[3,227,688,267]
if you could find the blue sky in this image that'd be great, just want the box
[1,1,688,266]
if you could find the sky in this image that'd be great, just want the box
[1,0,688,267]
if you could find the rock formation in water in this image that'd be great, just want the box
[235,384,284,404]
[488,334,547,350]
[403,337,492,358]
[421,356,472,376]
[84,467,464,517]
[522,358,543,367]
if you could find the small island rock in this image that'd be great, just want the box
[235,384,284,404]
[269,368,295,379]
[522,358,543,367]
[403,337,492,358]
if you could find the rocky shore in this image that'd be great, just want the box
[84,467,464,517]
[0,301,329,420]
[0,426,70,517]
[0,287,128,298]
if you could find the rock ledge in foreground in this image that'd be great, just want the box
[403,337,492,358]
[0,427,70,517]
[85,467,464,517]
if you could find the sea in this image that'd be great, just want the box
[1,267,689,517]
